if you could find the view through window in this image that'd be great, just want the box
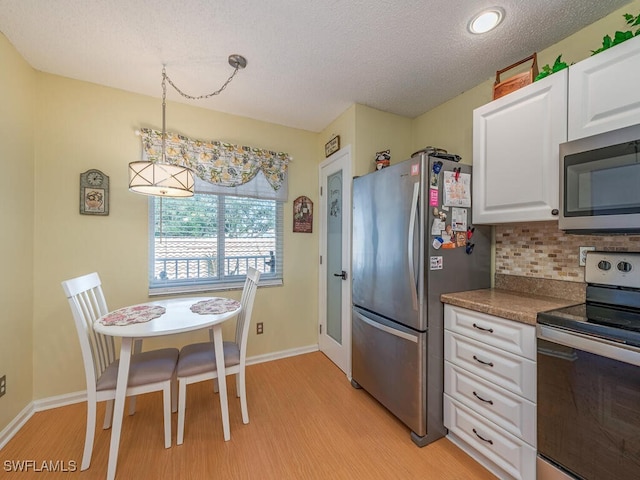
[149,193,283,293]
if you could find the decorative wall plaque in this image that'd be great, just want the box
[293,195,313,233]
[324,135,340,158]
[80,169,109,215]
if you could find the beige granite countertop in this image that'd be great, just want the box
[440,275,586,326]
[441,289,581,326]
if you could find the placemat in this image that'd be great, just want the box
[190,298,241,315]
[99,305,166,326]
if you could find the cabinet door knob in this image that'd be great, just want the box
[551,209,559,216]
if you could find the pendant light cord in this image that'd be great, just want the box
[164,66,241,100]
[163,55,247,101]
[159,55,246,165]
[161,66,168,164]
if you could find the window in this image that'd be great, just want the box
[149,193,283,294]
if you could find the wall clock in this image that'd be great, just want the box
[80,169,109,215]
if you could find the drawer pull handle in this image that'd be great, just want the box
[473,428,494,445]
[473,323,494,333]
[473,355,494,367]
[473,391,494,405]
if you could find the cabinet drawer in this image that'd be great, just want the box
[444,361,536,445]
[445,305,536,360]
[445,330,536,400]
[444,395,536,480]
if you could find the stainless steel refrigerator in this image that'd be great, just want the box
[351,152,491,447]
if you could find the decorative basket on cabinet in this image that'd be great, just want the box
[493,53,538,100]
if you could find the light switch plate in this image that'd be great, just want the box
[579,246,596,266]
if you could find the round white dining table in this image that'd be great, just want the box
[93,296,241,480]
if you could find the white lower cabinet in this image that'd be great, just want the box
[444,396,536,479]
[444,362,535,443]
[444,304,536,480]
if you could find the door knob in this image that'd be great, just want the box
[333,270,347,280]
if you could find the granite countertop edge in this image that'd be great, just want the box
[440,288,582,326]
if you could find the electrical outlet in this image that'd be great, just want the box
[256,322,264,335]
[579,246,596,267]
[0,375,6,398]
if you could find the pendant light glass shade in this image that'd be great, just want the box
[128,160,195,197]
[129,65,196,197]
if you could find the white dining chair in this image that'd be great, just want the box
[176,267,261,445]
[61,272,179,471]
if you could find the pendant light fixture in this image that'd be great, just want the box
[129,55,247,197]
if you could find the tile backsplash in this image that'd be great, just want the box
[495,222,640,282]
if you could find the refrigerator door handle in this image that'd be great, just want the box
[355,309,419,343]
[407,181,420,311]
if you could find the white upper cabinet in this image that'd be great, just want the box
[568,35,640,141]
[472,70,568,224]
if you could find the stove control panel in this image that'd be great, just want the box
[586,251,640,289]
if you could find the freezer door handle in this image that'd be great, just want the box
[354,309,419,344]
[407,182,420,311]
[333,270,347,280]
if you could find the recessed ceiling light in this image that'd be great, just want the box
[469,8,504,34]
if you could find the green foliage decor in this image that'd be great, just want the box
[534,55,569,81]
[591,12,640,55]
[534,10,640,82]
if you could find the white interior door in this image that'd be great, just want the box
[319,146,352,377]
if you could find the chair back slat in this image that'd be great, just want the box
[236,267,261,353]
[62,272,115,389]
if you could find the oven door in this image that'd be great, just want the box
[537,325,640,480]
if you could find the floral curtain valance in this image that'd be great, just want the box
[140,128,292,192]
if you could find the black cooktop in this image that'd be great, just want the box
[538,302,640,348]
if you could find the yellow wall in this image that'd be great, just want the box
[412,85,491,166]
[353,104,412,175]
[31,74,319,399]
[536,0,640,72]
[319,104,357,167]
[0,33,35,427]
[319,103,413,176]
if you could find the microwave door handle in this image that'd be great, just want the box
[408,182,420,311]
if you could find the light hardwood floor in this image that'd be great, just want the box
[1,352,495,479]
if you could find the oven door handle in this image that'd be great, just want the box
[537,324,640,367]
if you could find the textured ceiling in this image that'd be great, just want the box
[0,0,632,132]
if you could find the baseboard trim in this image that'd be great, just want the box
[0,344,319,450]
[246,344,319,366]
[0,403,34,451]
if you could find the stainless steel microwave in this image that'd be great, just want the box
[559,123,640,233]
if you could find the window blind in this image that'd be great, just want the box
[148,193,283,294]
